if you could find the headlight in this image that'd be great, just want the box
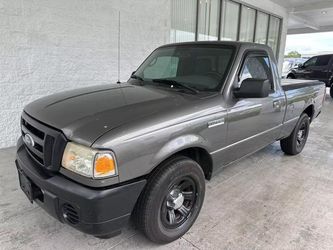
[61,142,117,179]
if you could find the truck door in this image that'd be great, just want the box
[221,52,285,164]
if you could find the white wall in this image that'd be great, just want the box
[0,0,170,148]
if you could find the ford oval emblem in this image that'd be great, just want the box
[24,134,35,147]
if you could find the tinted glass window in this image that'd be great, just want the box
[304,57,317,67]
[239,55,273,90]
[220,0,240,41]
[255,12,269,44]
[198,0,220,41]
[170,0,197,42]
[143,57,179,79]
[239,6,256,42]
[315,55,331,66]
[135,46,235,92]
[267,16,281,56]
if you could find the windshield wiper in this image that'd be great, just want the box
[152,78,199,94]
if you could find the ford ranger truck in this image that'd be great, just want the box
[16,42,326,243]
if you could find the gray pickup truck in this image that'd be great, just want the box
[16,42,325,243]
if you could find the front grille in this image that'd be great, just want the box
[21,112,67,171]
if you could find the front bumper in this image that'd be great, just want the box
[16,138,146,236]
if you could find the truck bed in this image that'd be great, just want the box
[281,79,324,91]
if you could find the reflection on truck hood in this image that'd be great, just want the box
[24,83,197,146]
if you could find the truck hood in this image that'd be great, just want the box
[24,84,197,146]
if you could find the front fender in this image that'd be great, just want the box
[152,134,211,167]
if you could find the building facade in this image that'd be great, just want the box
[171,0,288,64]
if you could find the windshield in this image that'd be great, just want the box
[133,45,235,92]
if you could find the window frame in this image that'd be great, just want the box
[236,50,275,92]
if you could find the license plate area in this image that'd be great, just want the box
[17,168,43,203]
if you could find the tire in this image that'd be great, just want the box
[134,156,205,244]
[280,113,310,155]
[287,74,295,79]
[330,86,333,98]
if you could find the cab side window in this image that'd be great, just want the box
[238,54,274,91]
[315,55,331,67]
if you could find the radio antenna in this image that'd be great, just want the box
[117,11,121,84]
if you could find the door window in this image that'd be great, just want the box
[238,54,274,90]
[303,57,317,68]
[315,55,331,66]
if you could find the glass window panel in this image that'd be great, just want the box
[170,0,197,42]
[255,12,269,44]
[315,55,331,66]
[304,57,317,68]
[239,6,256,42]
[198,0,220,41]
[135,46,236,92]
[143,57,179,79]
[220,0,240,41]
[239,55,273,90]
[267,16,281,56]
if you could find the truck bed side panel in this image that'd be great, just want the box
[281,79,324,91]
[279,80,325,139]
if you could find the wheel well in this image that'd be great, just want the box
[178,147,213,180]
[303,105,315,122]
[287,73,295,78]
[152,147,213,180]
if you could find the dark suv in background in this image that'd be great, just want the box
[287,54,333,97]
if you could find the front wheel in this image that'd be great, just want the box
[280,113,310,155]
[134,156,205,244]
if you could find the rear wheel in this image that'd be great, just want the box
[280,113,310,155]
[134,156,205,243]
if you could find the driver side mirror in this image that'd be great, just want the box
[131,71,136,76]
[297,63,304,69]
[234,79,271,99]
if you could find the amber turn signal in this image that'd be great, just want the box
[94,153,116,178]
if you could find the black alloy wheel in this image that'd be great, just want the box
[160,177,197,229]
[134,156,205,243]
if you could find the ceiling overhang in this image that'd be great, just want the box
[271,0,333,34]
